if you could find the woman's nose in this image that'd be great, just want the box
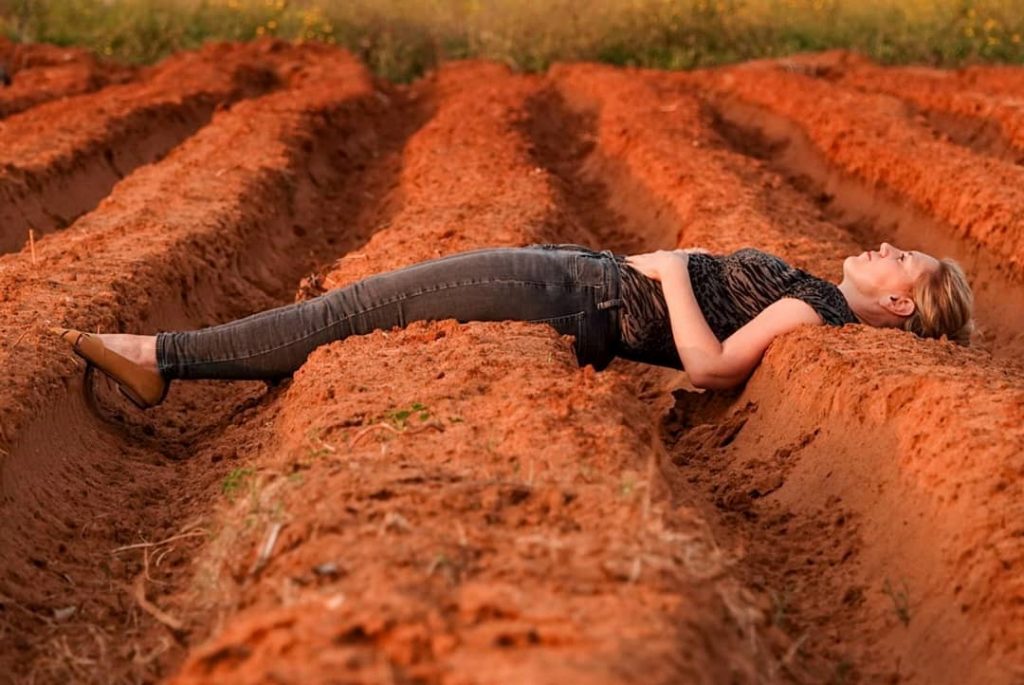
[880,242,895,256]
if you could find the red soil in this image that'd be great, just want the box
[0,37,135,119]
[825,60,1024,166]
[1,44,1023,685]
[0,39,318,255]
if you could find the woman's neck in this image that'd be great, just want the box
[837,279,889,327]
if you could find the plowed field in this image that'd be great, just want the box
[1,42,1022,685]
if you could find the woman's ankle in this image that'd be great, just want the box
[136,336,159,373]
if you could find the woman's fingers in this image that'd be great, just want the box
[624,253,661,281]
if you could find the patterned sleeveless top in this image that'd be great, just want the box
[612,248,859,370]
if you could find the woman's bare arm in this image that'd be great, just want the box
[626,250,823,390]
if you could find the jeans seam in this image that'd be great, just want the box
[170,279,591,370]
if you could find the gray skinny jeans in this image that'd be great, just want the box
[156,243,624,381]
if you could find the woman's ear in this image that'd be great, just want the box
[882,293,916,318]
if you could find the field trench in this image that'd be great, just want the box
[0,40,317,256]
[776,54,1024,167]
[0,47,433,682]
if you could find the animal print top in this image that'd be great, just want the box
[612,248,859,370]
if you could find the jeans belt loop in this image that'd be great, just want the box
[597,249,621,308]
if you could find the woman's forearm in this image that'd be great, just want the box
[659,260,724,381]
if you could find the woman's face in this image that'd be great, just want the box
[844,242,940,301]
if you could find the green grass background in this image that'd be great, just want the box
[2,0,1023,80]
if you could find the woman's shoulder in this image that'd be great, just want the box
[784,276,858,326]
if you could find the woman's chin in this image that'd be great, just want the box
[842,255,856,276]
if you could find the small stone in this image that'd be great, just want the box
[53,606,77,621]
[313,562,342,578]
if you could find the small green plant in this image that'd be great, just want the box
[882,578,912,626]
[385,402,430,429]
[222,467,254,501]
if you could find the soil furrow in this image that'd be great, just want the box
[546,63,1024,684]
[769,51,1024,167]
[0,40,301,256]
[0,38,135,120]
[0,47,431,683]
[545,64,859,277]
[166,62,764,685]
[303,62,589,291]
[669,327,1024,685]
[693,64,1024,357]
[827,63,1024,166]
[949,63,1024,99]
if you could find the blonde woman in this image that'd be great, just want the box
[52,241,973,407]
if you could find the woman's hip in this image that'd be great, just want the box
[332,244,622,367]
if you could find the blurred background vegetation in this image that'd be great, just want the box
[1,0,1022,81]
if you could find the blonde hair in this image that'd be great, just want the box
[902,258,975,346]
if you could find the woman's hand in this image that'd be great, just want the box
[624,249,695,282]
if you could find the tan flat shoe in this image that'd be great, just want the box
[51,327,168,409]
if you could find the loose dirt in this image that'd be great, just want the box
[0,45,1022,685]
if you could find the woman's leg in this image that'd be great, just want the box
[154,244,622,381]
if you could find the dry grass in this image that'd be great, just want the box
[2,0,1024,80]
